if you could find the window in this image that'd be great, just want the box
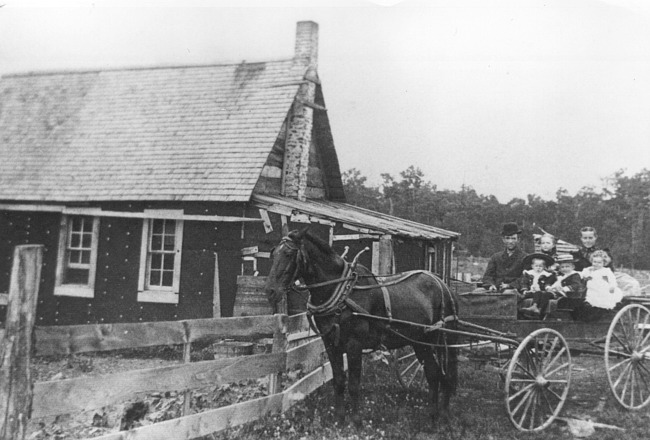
[138,216,184,303]
[55,215,100,298]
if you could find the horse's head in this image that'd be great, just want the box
[264,226,307,306]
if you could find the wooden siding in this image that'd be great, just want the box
[0,202,255,325]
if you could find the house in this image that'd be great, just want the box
[0,22,459,326]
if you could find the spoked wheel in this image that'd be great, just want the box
[605,303,650,410]
[505,328,572,432]
[392,346,426,390]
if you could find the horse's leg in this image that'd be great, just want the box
[324,339,346,423]
[438,341,458,421]
[345,337,364,426]
[414,344,441,423]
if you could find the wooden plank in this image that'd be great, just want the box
[86,393,285,440]
[258,208,273,233]
[0,203,63,213]
[286,338,325,371]
[287,330,316,342]
[213,252,221,318]
[342,223,376,234]
[286,313,310,334]
[310,217,335,227]
[241,246,259,255]
[282,362,333,412]
[182,343,192,417]
[332,234,377,241]
[269,314,288,394]
[372,241,380,274]
[0,203,260,222]
[31,352,286,419]
[34,321,187,356]
[378,235,393,276]
[0,245,43,440]
[186,315,277,342]
[33,315,280,356]
[258,203,294,217]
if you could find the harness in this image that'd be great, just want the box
[280,235,458,353]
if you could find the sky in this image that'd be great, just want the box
[1,0,650,202]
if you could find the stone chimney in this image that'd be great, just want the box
[282,21,319,200]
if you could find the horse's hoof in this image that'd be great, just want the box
[439,412,450,424]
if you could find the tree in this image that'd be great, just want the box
[341,165,650,269]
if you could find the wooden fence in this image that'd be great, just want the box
[0,245,334,440]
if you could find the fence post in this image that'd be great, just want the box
[0,245,43,440]
[182,342,192,416]
[268,313,288,395]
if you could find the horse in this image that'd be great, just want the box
[264,227,459,425]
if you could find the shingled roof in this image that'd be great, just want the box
[0,59,311,202]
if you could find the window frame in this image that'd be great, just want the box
[137,214,184,304]
[54,214,100,298]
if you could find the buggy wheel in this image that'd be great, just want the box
[605,303,650,410]
[392,346,426,390]
[505,328,571,432]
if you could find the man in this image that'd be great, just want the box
[571,226,613,271]
[480,222,527,293]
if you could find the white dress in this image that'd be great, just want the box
[581,266,623,309]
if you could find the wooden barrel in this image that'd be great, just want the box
[212,341,254,358]
[233,276,273,316]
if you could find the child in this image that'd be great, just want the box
[550,254,586,316]
[518,253,557,318]
[538,233,559,273]
[581,250,622,310]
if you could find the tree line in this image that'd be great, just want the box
[342,166,650,270]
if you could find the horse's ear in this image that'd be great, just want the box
[281,223,289,237]
[297,226,310,239]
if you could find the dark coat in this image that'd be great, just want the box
[482,247,526,290]
[556,272,586,299]
[519,270,557,293]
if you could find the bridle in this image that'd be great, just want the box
[274,235,364,318]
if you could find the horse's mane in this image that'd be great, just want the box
[289,229,338,260]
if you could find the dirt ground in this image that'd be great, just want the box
[26,344,281,439]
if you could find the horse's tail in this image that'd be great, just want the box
[441,313,459,396]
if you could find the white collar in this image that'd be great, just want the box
[524,269,552,277]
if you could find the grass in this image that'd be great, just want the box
[208,352,650,440]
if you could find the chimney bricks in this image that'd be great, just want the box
[283,21,319,200]
[294,21,318,68]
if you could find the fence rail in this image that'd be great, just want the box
[0,245,331,440]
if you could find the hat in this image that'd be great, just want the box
[523,253,555,269]
[501,222,522,236]
[556,253,578,264]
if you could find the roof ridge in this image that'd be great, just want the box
[1,57,301,78]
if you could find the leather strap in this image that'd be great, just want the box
[381,285,392,320]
